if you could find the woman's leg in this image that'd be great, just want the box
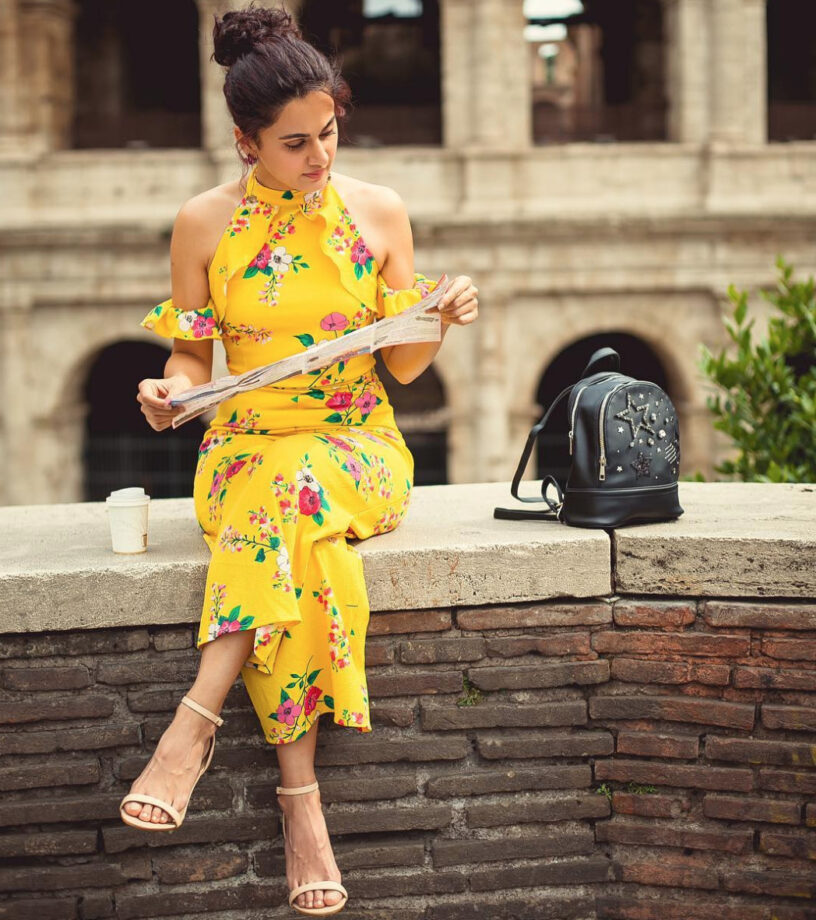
[276,718,344,911]
[123,628,255,825]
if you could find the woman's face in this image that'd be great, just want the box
[239,90,339,191]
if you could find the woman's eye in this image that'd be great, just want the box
[285,130,336,151]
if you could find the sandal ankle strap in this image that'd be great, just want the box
[276,780,319,795]
[181,695,224,727]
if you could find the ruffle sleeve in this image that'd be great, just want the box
[140,297,222,341]
[375,272,438,320]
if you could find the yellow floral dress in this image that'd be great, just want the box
[140,167,437,744]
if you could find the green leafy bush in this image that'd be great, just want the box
[698,256,816,482]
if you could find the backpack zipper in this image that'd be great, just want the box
[568,373,620,456]
[598,379,659,481]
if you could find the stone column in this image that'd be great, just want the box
[195,0,242,154]
[0,285,33,505]
[440,0,531,149]
[663,0,708,143]
[0,0,25,150]
[18,0,76,152]
[708,0,767,145]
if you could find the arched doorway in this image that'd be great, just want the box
[72,0,201,148]
[375,352,448,484]
[82,341,206,501]
[535,332,670,484]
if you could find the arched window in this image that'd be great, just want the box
[300,0,441,146]
[72,0,201,148]
[535,332,670,484]
[525,0,667,143]
[82,341,206,501]
[767,0,816,141]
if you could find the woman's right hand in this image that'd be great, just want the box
[136,374,193,431]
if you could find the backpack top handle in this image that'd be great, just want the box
[581,347,620,379]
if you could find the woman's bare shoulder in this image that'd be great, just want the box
[332,172,408,265]
[171,179,245,266]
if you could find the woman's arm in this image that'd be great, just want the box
[137,200,217,431]
[377,192,478,385]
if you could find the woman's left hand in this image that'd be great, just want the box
[437,275,478,326]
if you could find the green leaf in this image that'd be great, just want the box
[313,510,324,526]
[227,605,242,621]
[243,266,259,279]
[307,668,321,685]
[282,190,294,199]
[255,548,266,563]
[309,389,325,400]
[323,694,334,709]
[324,412,344,423]
[295,587,302,599]
[295,333,315,347]
[354,263,363,280]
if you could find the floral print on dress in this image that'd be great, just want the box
[314,580,353,673]
[329,207,376,280]
[207,583,255,642]
[207,450,264,520]
[296,454,330,526]
[270,655,330,742]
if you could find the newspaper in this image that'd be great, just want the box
[168,275,450,428]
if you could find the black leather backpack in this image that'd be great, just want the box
[494,347,684,528]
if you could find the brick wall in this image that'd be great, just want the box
[1,597,815,919]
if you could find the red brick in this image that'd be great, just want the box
[96,657,198,685]
[0,793,137,827]
[370,702,414,727]
[760,830,816,860]
[597,895,811,920]
[703,793,801,824]
[457,602,611,630]
[611,791,690,818]
[425,765,592,797]
[420,699,586,730]
[467,659,609,690]
[0,695,114,725]
[467,794,610,827]
[597,818,753,853]
[807,803,816,827]
[1,723,140,755]
[326,804,454,836]
[610,657,730,686]
[429,897,592,920]
[616,731,699,759]
[103,814,276,854]
[432,828,594,867]
[595,759,753,792]
[706,734,816,766]
[761,637,816,660]
[2,666,91,691]
[366,670,463,697]
[152,850,249,884]
[114,884,286,920]
[469,857,610,891]
[368,609,451,635]
[315,737,469,766]
[759,768,816,795]
[0,829,98,857]
[0,898,77,920]
[0,759,100,791]
[398,637,485,664]
[476,730,613,760]
[721,867,816,898]
[150,627,194,651]
[0,859,145,892]
[613,601,696,629]
[484,633,592,658]
[248,773,417,808]
[364,642,393,666]
[590,694,754,730]
[733,666,816,691]
[762,704,816,732]
[618,856,718,890]
[259,839,425,875]
[592,631,749,657]
[704,601,816,630]
[0,629,149,658]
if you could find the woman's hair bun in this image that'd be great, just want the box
[213,4,301,67]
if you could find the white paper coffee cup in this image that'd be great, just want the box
[106,487,150,554]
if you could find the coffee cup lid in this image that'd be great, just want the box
[106,486,150,504]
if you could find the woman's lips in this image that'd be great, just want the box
[304,170,324,179]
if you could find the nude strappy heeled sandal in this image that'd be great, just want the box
[119,695,224,832]
[277,780,348,916]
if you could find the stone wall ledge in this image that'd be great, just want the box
[1,482,813,635]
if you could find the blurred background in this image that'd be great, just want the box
[1,0,815,506]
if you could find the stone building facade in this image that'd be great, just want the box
[1,0,815,505]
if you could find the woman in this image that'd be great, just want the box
[119,5,478,917]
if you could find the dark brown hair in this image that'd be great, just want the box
[213,4,351,152]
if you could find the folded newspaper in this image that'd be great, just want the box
[168,275,450,428]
